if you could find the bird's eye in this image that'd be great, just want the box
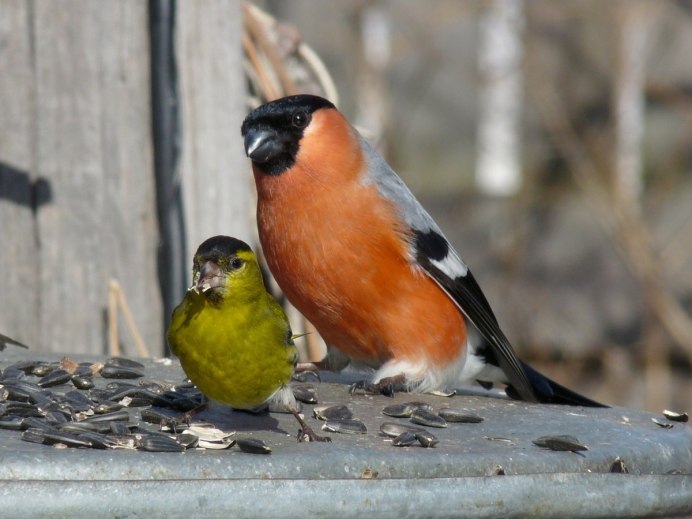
[292,111,310,128]
[230,257,244,270]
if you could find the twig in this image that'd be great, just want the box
[108,279,152,358]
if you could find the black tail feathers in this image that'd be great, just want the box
[505,360,607,408]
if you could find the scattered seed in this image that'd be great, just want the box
[38,369,73,388]
[0,367,26,381]
[483,436,513,444]
[63,390,95,413]
[71,376,94,390]
[414,430,439,448]
[106,357,146,370]
[101,365,145,380]
[662,410,688,423]
[140,408,175,425]
[93,402,124,415]
[21,416,55,431]
[313,404,353,421]
[382,403,417,418]
[45,411,69,425]
[437,408,484,423]
[81,410,130,423]
[0,416,26,430]
[533,435,588,452]
[610,457,628,473]
[321,418,367,435]
[410,409,447,428]
[236,437,271,454]
[391,431,417,447]
[137,433,185,452]
[380,422,427,438]
[21,428,49,445]
[292,385,318,404]
[31,363,58,377]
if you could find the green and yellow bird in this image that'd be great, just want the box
[167,235,328,442]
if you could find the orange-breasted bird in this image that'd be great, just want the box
[241,94,604,406]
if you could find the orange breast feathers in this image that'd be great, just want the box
[254,109,467,368]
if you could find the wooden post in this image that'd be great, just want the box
[0,1,162,354]
[176,0,252,278]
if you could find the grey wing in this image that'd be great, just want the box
[361,135,537,402]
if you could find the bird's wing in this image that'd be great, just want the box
[361,136,537,402]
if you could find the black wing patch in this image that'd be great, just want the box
[413,229,538,403]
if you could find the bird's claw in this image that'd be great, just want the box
[297,426,332,443]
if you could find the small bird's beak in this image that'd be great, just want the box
[244,129,281,163]
[196,261,224,293]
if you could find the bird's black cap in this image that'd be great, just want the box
[241,95,336,176]
[195,236,252,260]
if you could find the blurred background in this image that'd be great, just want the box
[0,0,690,412]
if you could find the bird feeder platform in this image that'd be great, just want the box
[0,350,689,518]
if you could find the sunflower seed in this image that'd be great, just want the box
[380,422,427,438]
[236,437,271,454]
[533,435,588,452]
[662,410,688,423]
[0,416,26,430]
[105,357,146,370]
[312,404,353,421]
[101,365,145,380]
[321,418,367,435]
[137,433,185,452]
[410,409,447,428]
[414,430,439,448]
[71,376,94,390]
[391,431,417,446]
[292,385,318,404]
[438,408,484,423]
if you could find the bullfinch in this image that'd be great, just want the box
[241,94,604,407]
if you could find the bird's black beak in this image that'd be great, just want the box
[196,261,224,293]
[244,129,281,163]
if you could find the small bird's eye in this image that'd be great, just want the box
[230,257,244,270]
[292,111,310,128]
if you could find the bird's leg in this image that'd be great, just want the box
[161,396,209,433]
[349,374,408,397]
[290,408,331,443]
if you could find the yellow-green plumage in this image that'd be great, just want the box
[167,237,297,410]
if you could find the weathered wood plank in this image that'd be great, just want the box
[176,0,253,271]
[25,1,161,354]
[0,0,40,347]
